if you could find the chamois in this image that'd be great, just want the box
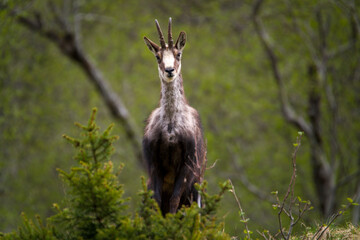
[143,18,207,215]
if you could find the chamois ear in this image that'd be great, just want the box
[175,31,186,51]
[144,36,160,55]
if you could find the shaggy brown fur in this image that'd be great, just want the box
[143,18,206,214]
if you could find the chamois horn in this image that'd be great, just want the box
[168,17,173,48]
[155,19,166,48]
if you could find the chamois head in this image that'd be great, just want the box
[144,18,186,83]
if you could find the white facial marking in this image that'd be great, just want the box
[158,49,180,83]
[163,50,175,69]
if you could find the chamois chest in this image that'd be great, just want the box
[144,106,199,181]
[145,105,198,144]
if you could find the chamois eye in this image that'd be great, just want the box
[156,55,160,61]
[177,53,181,58]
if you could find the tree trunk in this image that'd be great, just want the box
[307,64,336,217]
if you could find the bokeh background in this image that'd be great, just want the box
[1,0,359,236]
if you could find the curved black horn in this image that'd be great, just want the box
[155,19,166,48]
[168,17,173,48]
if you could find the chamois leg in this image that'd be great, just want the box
[191,184,201,208]
[143,137,164,208]
[151,174,163,208]
[161,190,171,215]
[178,180,200,209]
[169,136,199,213]
[169,167,188,213]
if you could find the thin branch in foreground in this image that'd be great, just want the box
[228,179,251,239]
[271,132,311,240]
[206,159,219,170]
[278,133,302,239]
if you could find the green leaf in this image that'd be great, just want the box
[244,229,253,234]
[240,218,250,223]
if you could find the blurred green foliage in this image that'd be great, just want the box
[0,0,359,237]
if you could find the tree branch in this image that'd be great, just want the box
[251,0,313,138]
[16,9,144,169]
[251,0,338,218]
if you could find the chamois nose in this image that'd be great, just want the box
[165,67,175,74]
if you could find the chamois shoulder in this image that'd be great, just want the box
[186,105,203,126]
[144,108,161,137]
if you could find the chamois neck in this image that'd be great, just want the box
[160,74,187,121]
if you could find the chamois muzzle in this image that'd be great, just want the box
[165,67,175,77]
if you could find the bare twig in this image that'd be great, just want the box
[257,229,276,240]
[206,159,219,170]
[277,134,302,240]
[228,179,251,239]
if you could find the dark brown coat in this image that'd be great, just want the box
[143,18,206,214]
[143,76,206,214]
